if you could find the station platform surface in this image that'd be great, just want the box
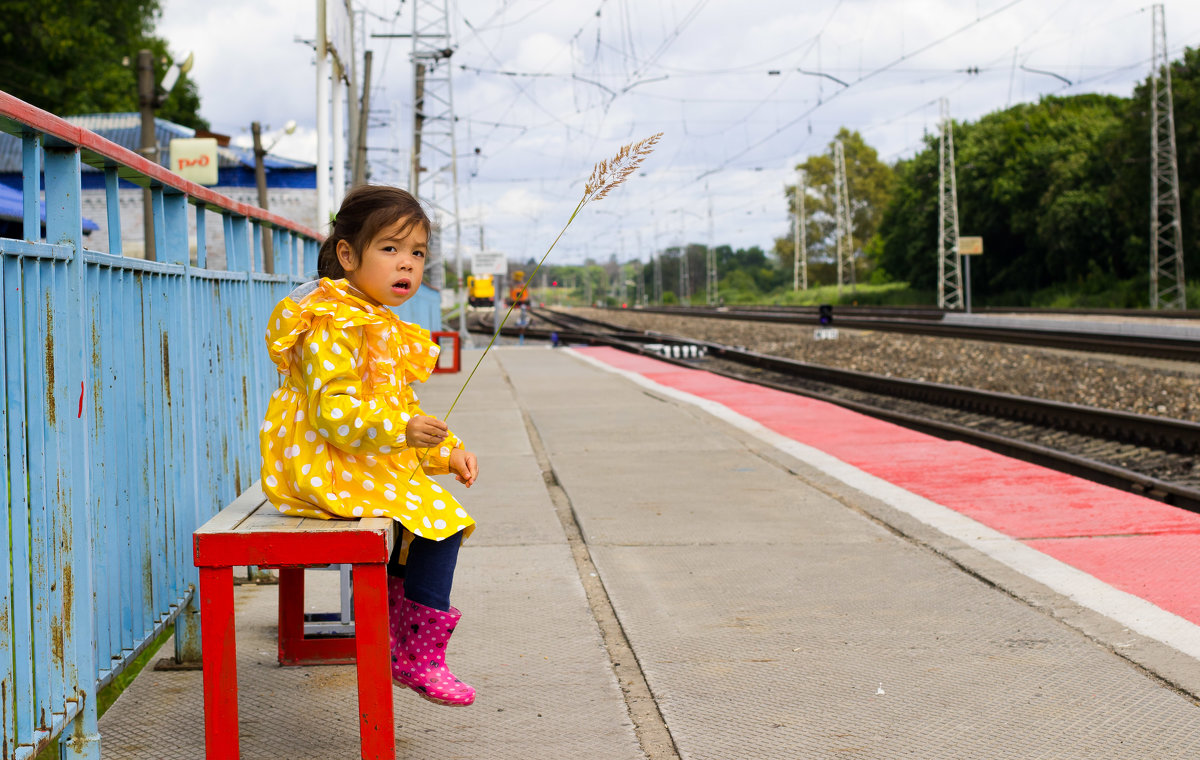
[98,345,1200,759]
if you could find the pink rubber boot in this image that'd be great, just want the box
[393,598,476,706]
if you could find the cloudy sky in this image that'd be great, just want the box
[158,0,1200,267]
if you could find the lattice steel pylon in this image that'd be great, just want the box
[793,168,808,291]
[1150,4,1186,310]
[938,98,964,310]
[706,189,718,306]
[409,0,460,293]
[833,139,855,295]
[679,243,691,304]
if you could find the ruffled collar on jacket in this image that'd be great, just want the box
[265,277,440,386]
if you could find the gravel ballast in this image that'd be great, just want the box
[569,308,1200,423]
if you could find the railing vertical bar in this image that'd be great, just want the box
[251,222,262,274]
[161,192,189,605]
[83,261,111,680]
[45,144,100,757]
[150,187,166,263]
[130,270,150,643]
[0,240,16,758]
[97,264,120,673]
[114,268,135,655]
[194,205,207,269]
[229,216,253,489]
[103,168,122,255]
[4,249,32,745]
[23,258,52,732]
[142,273,166,631]
[21,133,41,242]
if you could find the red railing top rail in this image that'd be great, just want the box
[0,90,324,241]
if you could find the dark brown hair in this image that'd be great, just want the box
[316,185,432,279]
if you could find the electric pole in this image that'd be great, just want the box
[251,121,274,271]
[793,169,808,291]
[352,50,373,187]
[706,187,718,306]
[938,98,963,309]
[833,139,855,295]
[137,49,158,260]
[1150,3,1186,309]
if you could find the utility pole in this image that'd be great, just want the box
[833,139,855,295]
[409,63,426,199]
[137,49,158,260]
[793,168,808,291]
[352,50,373,187]
[937,98,964,309]
[706,188,718,306]
[251,121,274,272]
[1150,3,1186,309]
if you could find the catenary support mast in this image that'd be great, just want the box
[1150,3,1186,309]
[938,98,963,310]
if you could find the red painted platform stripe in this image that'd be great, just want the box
[578,346,1200,627]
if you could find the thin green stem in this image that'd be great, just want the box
[406,197,587,480]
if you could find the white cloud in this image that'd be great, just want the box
[156,0,1200,263]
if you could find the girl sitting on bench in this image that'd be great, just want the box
[259,185,479,707]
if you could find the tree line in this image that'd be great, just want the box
[776,47,1200,307]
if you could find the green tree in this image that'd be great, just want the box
[1105,46,1200,290]
[776,128,895,284]
[877,94,1127,300]
[0,0,206,129]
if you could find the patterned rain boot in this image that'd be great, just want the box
[393,598,476,706]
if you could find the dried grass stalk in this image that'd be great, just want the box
[408,133,663,480]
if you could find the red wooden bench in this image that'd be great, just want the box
[193,483,396,759]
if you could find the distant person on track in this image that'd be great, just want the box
[258,185,479,707]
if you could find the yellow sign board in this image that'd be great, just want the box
[169,138,219,185]
[958,236,984,255]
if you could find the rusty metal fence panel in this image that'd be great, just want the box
[0,92,343,759]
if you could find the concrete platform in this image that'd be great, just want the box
[98,346,1200,758]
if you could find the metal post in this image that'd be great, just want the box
[251,121,273,272]
[937,98,963,309]
[833,139,854,295]
[137,49,157,260]
[316,1,331,229]
[353,50,373,187]
[1150,3,1186,309]
[410,63,425,198]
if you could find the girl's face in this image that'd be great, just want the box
[336,217,427,307]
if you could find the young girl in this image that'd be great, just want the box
[259,184,479,707]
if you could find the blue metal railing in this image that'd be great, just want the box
[0,91,442,758]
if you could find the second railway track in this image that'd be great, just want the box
[474,307,1200,513]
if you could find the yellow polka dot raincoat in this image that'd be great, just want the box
[259,278,474,542]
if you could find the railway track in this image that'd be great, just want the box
[623,305,1200,363]
[473,308,1200,513]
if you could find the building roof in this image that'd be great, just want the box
[0,112,314,174]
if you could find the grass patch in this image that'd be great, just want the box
[35,624,176,759]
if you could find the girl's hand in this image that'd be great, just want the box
[449,449,478,488]
[406,415,448,448]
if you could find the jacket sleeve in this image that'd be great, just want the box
[402,382,465,476]
[302,321,414,455]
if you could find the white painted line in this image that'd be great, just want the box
[567,348,1200,661]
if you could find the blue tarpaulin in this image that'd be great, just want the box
[0,181,99,232]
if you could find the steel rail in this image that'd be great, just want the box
[623,305,1200,362]
[521,307,1200,513]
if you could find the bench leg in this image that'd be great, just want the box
[278,567,357,665]
[198,566,239,759]
[352,563,395,760]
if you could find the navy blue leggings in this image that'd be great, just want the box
[388,527,461,611]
